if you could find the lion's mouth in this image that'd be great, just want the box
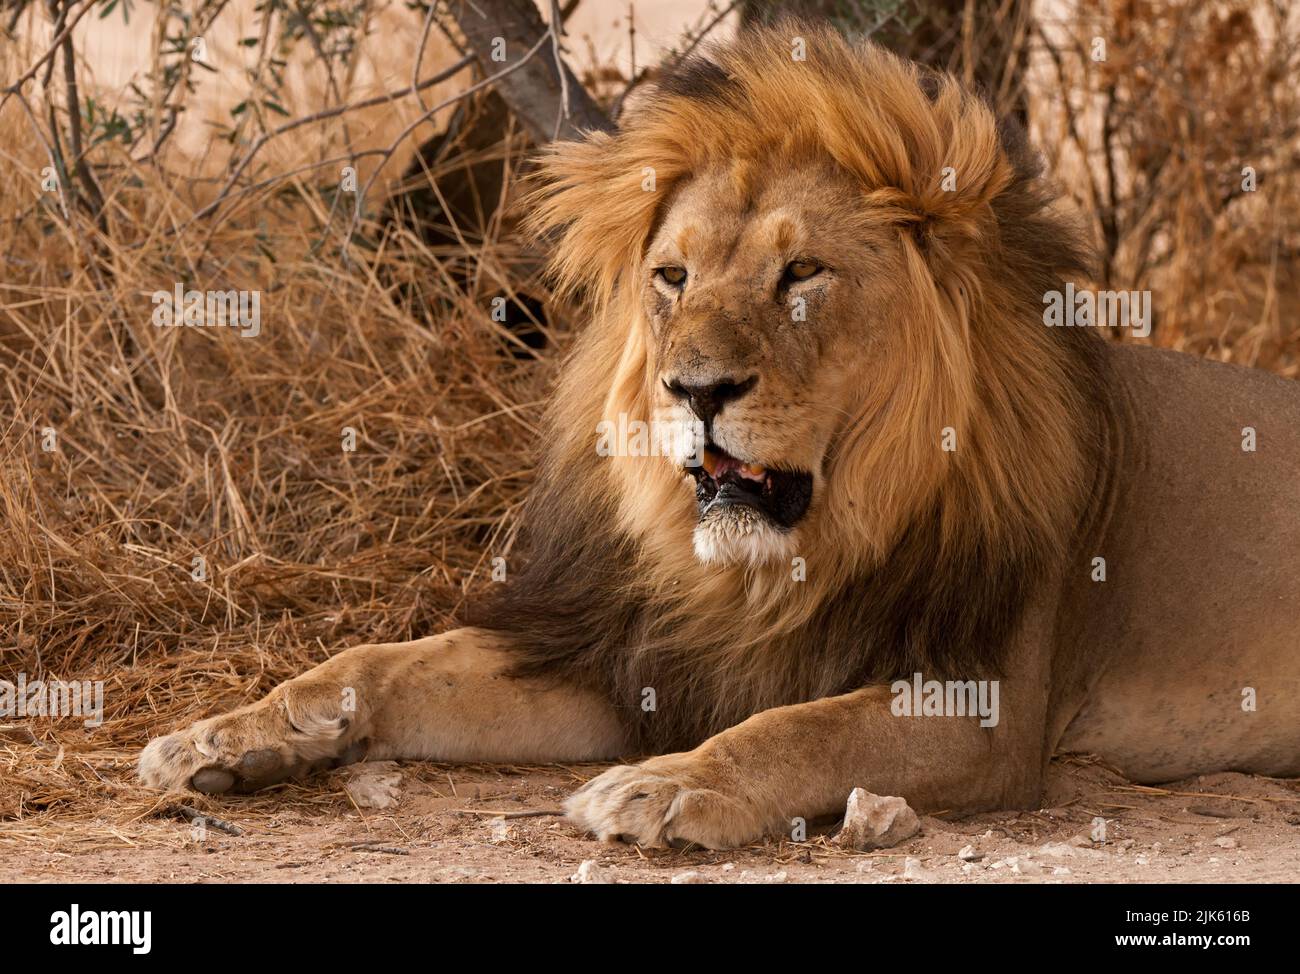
[687,441,813,529]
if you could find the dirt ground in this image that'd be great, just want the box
[2,752,1298,884]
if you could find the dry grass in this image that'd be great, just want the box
[1,2,1298,856]
[0,75,557,846]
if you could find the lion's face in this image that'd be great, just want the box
[643,162,902,566]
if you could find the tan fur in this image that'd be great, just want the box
[139,27,1300,851]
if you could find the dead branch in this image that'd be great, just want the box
[444,0,612,143]
[53,0,105,227]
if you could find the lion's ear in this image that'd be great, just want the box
[526,133,666,308]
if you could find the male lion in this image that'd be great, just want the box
[140,27,1300,850]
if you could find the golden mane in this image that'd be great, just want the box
[471,25,1113,752]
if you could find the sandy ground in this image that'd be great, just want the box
[2,755,1298,884]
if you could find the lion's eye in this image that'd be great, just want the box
[785,260,822,281]
[657,266,687,287]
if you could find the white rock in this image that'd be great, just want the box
[1213,837,1238,849]
[571,860,612,884]
[902,856,931,881]
[1038,841,1106,860]
[341,761,403,809]
[957,844,982,862]
[1010,857,1041,876]
[834,788,920,851]
[1052,866,1072,876]
[671,871,707,884]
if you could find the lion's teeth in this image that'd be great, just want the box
[701,448,721,477]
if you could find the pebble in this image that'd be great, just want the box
[902,856,932,881]
[834,788,920,851]
[341,761,402,810]
[1009,856,1041,876]
[571,860,613,884]
[1038,841,1105,859]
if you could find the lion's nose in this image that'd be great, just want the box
[663,374,757,427]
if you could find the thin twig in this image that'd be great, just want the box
[0,0,96,106]
[188,54,475,229]
[173,804,245,836]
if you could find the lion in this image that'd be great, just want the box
[139,26,1300,850]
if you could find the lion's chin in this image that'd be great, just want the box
[692,507,798,567]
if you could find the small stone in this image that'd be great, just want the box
[1213,837,1238,849]
[671,871,707,884]
[1010,857,1041,876]
[902,856,931,881]
[761,871,788,884]
[1135,855,1150,866]
[1038,841,1106,859]
[342,761,402,809]
[834,788,920,851]
[488,817,513,844]
[957,844,983,862]
[1052,866,1072,876]
[571,860,612,884]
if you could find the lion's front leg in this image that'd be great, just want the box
[139,627,624,793]
[566,681,1047,850]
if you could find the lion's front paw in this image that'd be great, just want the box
[138,681,366,795]
[565,755,769,850]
